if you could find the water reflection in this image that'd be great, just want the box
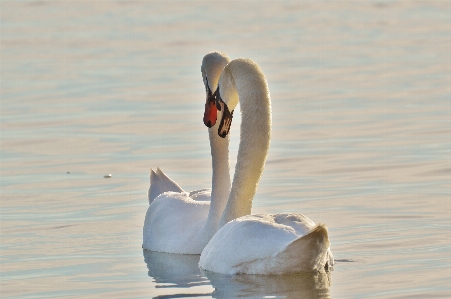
[143,249,331,298]
[143,250,210,289]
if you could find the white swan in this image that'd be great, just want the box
[143,51,231,254]
[198,58,334,274]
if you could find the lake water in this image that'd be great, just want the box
[1,1,450,298]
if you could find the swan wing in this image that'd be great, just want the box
[148,168,184,204]
[199,214,332,274]
[199,214,302,274]
[143,192,210,254]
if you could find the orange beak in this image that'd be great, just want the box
[203,92,218,128]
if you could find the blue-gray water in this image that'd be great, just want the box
[1,1,450,298]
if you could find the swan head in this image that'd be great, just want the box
[215,66,238,138]
[216,58,264,138]
[201,51,230,128]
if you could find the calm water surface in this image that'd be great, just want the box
[1,1,450,298]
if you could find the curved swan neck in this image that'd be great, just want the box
[200,51,232,237]
[204,113,231,235]
[219,59,272,228]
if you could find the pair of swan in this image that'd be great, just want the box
[143,52,334,274]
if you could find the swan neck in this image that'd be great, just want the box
[219,75,271,227]
[204,125,231,234]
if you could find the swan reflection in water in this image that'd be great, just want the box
[143,249,331,298]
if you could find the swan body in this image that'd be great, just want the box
[199,58,334,274]
[200,213,333,274]
[143,51,231,254]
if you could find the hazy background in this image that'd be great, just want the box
[1,1,450,298]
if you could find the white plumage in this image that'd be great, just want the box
[143,51,231,254]
[199,58,334,274]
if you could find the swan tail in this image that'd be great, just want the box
[275,224,332,273]
[148,168,184,204]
